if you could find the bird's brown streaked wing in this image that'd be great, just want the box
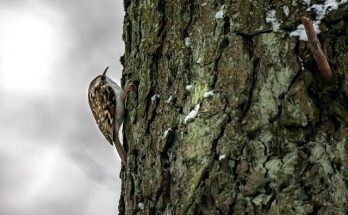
[88,84,116,145]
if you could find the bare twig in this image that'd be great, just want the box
[301,16,332,79]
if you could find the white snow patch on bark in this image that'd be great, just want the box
[184,104,200,124]
[290,0,347,41]
[138,202,144,210]
[266,10,280,32]
[185,85,193,91]
[163,128,172,138]
[283,6,289,17]
[203,90,214,98]
[197,57,203,64]
[166,95,173,104]
[219,154,226,160]
[215,6,225,20]
[184,37,191,47]
[289,23,320,41]
[151,94,160,102]
[303,0,311,5]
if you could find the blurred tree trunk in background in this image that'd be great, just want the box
[119,1,348,214]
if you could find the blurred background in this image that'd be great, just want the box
[0,0,124,214]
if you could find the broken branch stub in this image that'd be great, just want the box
[301,16,332,79]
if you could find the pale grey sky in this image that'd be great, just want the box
[0,0,125,214]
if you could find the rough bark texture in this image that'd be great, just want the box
[120,1,348,214]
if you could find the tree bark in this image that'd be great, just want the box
[120,1,348,214]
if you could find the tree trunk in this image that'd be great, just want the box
[120,1,348,214]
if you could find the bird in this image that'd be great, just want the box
[88,66,129,164]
